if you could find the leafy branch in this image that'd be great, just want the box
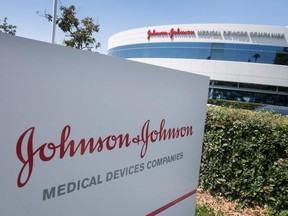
[37,2,100,51]
[0,17,17,35]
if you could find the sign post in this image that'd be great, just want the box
[51,0,57,44]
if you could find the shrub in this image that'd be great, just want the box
[199,106,288,213]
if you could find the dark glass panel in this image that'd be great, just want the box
[239,83,277,91]
[214,81,238,87]
[278,86,288,93]
[274,52,288,65]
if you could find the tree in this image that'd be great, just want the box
[252,53,261,62]
[0,17,16,35]
[38,3,100,51]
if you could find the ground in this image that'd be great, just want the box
[196,190,269,216]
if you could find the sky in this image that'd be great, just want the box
[0,0,287,54]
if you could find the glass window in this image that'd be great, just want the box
[223,49,236,61]
[278,86,288,93]
[214,81,238,87]
[108,42,288,66]
[273,52,288,65]
[239,83,277,91]
[211,88,288,106]
[235,50,250,62]
[211,49,224,60]
[197,48,211,59]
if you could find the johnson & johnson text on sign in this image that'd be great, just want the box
[16,119,193,188]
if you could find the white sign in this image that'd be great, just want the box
[0,33,209,216]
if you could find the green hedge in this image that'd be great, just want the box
[199,106,288,214]
[208,98,261,110]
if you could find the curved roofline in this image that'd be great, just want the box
[109,23,287,39]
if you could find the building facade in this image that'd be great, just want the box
[108,24,288,106]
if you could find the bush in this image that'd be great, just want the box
[208,99,261,110]
[199,106,288,214]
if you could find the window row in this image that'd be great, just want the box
[108,42,288,66]
[211,80,288,92]
[209,88,288,106]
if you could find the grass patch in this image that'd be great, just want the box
[196,190,269,215]
[196,204,226,216]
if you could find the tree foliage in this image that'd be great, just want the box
[38,3,100,51]
[0,17,16,35]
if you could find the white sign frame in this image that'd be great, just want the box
[0,33,209,216]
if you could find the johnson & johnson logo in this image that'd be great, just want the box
[16,119,193,188]
[147,28,195,40]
